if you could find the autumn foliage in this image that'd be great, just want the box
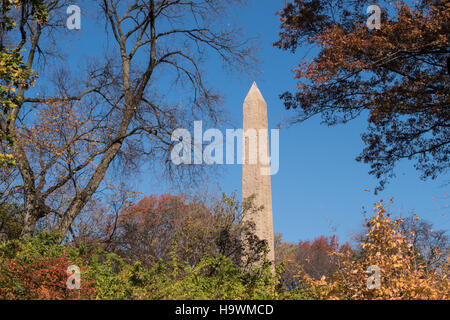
[299,201,449,299]
[276,234,350,291]
[0,197,448,300]
[275,0,449,191]
[0,232,95,300]
[0,195,278,300]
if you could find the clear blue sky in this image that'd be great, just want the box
[45,0,449,244]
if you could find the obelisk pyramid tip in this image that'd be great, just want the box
[245,81,265,103]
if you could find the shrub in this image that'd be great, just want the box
[299,201,449,300]
[0,231,95,299]
[0,231,288,300]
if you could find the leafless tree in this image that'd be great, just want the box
[0,0,255,240]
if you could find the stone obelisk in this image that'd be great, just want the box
[242,82,274,264]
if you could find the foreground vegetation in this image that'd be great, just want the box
[0,198,448,300]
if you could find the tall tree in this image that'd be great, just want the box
[0,0,254,239]
[274,0,449,191]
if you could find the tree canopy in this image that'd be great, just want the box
[275,0,449,191]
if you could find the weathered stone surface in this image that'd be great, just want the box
[242,82,274,264]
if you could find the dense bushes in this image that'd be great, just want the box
[0,201,448,300]
[0,232,95,299]
[0,231,288,300]
[0,194,289,300]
